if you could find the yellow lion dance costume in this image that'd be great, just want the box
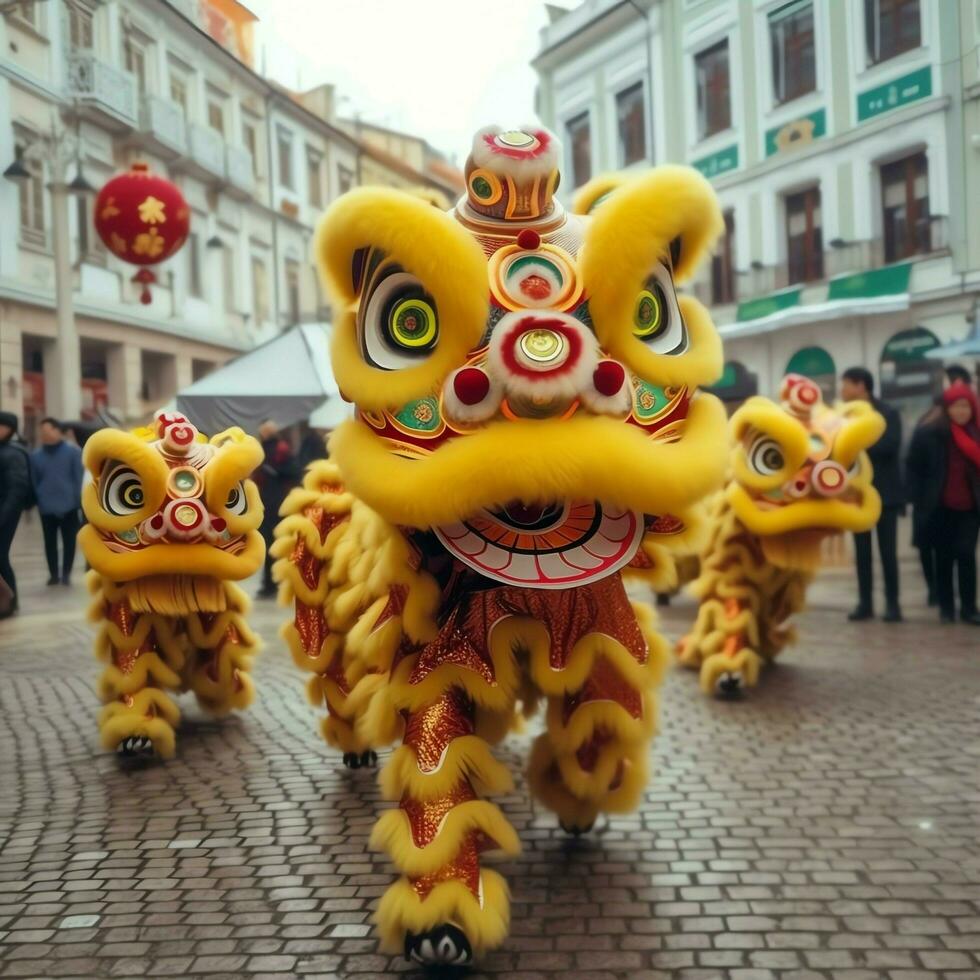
[678,374,884,697]
[274,126,728,965]
[79,412,265,759]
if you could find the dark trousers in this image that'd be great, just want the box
[0,513,20,600]
[259,518,276,592]
[854,505,900,610]
[917,544,937,601]
[41,510,79,581]
[934,507,980,618]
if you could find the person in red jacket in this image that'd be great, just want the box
[906,382,980,624]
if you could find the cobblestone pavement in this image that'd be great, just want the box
[1,516,978,980]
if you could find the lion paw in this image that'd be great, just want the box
[404,923,472,966]
[116,734,155,758]
[699,648,762,697]
[342,750,377,770]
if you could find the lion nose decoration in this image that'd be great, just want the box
[141,498,226,543]
[811,460,848,497]
[442,311,632,423]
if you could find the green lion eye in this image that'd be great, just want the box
[633,286,665,338]
[388,297,437,349]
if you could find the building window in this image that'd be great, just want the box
[337,164,355,195]
[10,1,40,29]
[785,186,823,284]
[285,259,300,324]
[277,127,294,189]
[881,151,930,262]
[616,82,646,167]
[566,112,591,188]
[695,40,731,139]
[76,194,105,264]
[124,36,147,95]
[170,75,188,112]
[770,1,815,104]
[865,0,920,65]
[242,120,259,175]
[307,148,323,207]
[187,232,202,298]
[711,209,736,304]
[67,2,93,49]
[251,256,269,324]
[207,99,225,136]
[16,144,45,247]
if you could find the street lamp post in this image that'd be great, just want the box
[4,119,93,421]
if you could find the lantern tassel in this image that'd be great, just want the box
[133,268,156,305]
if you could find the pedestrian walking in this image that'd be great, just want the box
[840,367,904,622]
[30,417,83,586]
[254,419,297,598]
[909,398,943,605]
[906,382,980,625]
[0,410,34,617]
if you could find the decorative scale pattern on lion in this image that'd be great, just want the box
[678,375,884,697]
[78,413,265,759]
[273,126,729,965]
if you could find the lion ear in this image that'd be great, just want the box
[580,165,723,284]
[571,173,633,216]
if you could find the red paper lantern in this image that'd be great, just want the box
[94,162,191,304]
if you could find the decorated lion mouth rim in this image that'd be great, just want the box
[327,392,729,531]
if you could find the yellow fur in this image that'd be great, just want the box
[381,739,515,801]
[329,393,727,530]
[316,188,489,411]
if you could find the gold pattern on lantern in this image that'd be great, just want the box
[110,232,128,255]
[133,227,165,258]
[100,197,120,221]
[138,196,167,225]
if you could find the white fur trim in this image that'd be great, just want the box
[580,379,633,418]
[470,125,562,181]
[486,312,598,403]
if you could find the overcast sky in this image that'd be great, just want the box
[247,0,568,164]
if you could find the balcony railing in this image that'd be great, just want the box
[187,123,226,179]
[140,94,186,156]
[67,53,138,129]
[225,144,254,194]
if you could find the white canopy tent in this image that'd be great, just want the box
[176,323,345,435]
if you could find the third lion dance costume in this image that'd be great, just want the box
[274,127,728,964]
[679,375,884,696]
[79,413,265,759]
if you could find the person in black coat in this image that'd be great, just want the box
[840,367,903,622]
[0,411,34,617]
[906,383,980,624]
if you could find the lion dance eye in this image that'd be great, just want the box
[748,437,786,476]
[387,296,437,349]
[101,465,145,516]
[225,482,248,515]
[633,285,665,339]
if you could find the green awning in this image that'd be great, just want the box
[736,287,802,322]
[786,345,835,377]
[827,261,911,302]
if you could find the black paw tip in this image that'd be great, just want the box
[404,923,472,966]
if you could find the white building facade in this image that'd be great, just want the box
[0,0,360,438]
[535,0,980,431]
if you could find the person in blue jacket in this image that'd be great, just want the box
[30,417,83,586]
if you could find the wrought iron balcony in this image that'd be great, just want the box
[225,144,254,197]
[67,53,138,131]
[139,95,187,157]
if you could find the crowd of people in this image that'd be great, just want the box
[2,372,979,623]
[843,363,980,626]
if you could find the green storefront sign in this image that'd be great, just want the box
[736,286,802,322]
[786,346,836,379]
[827,262,911,301]
[692,144,739,180]
[880,326,939,363]
[857,66,932,122]
[765,108,826,157]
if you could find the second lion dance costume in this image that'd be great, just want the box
[274,126,730,965]
[79,413,265,758]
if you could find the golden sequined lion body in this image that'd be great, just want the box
[678,375,884,696]
[274,126,728,965]
[78,413,265,758]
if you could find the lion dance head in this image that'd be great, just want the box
[318,126,730,585]
[726,374,885,568]
[79,413,265,609]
